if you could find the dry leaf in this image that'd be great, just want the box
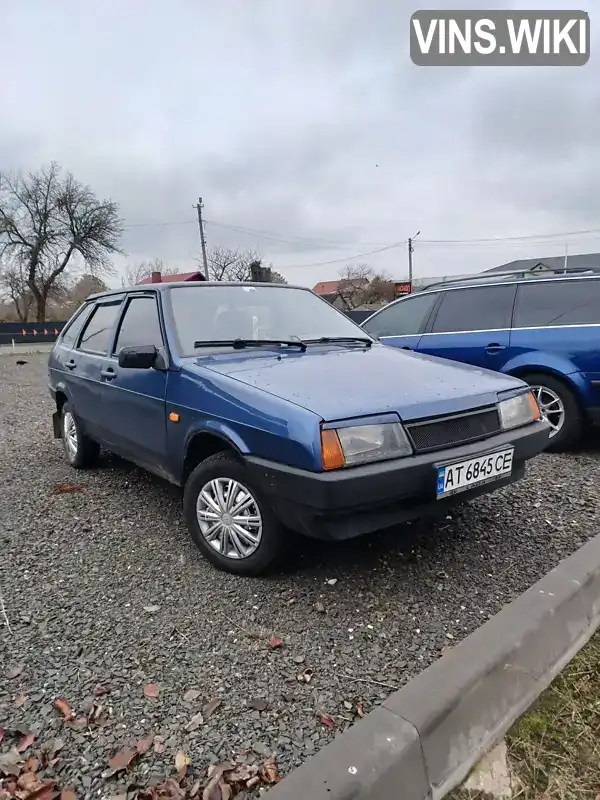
[26,755,40,773]
[93,684,108,697]
[190,781,201,798]
[143,683,159,699]
[185,711,204,732]
[0,747,25,776]
[203,697,221,718]
[18,733,36,752]
[153,736,165,754]
[261,755,281,784]
[60,791,76,800]
[0,728,4,745]
[268,636,283,648]
[183,689,201,703]
[7,664,25,680]
[174,751,189,779]
[14,695,28,708]
[297,668,314,683]
[52,483,83,494]
[55,698,75,721]
[17,772,39,791]
[107,747,138,774]
[26,781,58,800]
[317,712,335,730]
[136,738,153,755]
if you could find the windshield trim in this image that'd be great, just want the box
[163,283,375,357]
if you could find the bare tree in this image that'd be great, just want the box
[203,246,259,281]
[0,259,34,321]
[0,163,123,321]
[122,258,179,286]
[364,272,396,305]
[336,263,374,309]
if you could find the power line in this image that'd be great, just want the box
[283,240,408,269]
[419,227,600,245]
[203,218,389,248]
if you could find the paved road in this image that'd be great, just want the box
[1,355,599,796]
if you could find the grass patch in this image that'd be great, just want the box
[450,632,600,800]
[506,631,600,799]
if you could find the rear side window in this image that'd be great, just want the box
[430,285,516,333]
[113,296,164,353]
[514,279,600,328]
[362,293,439,338]
[60,305,92,348]
[78,302,121,354]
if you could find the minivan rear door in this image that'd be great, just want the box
[417,284,517,372]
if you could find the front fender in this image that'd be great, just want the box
[182,419,249,456]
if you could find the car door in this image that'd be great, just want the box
[68,298,124,441]
[417,284,517,372]
[99,292,170,474]
[511,278,600,380]
[361,291,440,350]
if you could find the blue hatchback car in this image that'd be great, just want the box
[362,270,600,452]
[48,282,549,575]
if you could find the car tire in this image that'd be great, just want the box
[61,402,101,469]
[183,451,292,576]
[522,372,582,452]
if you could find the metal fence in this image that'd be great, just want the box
[0,321,66,347]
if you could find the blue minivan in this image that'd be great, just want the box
[361,270,600,451]
[48,281,548,575]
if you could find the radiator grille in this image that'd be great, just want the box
[406,408,501,453]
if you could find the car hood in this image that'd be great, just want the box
[189,344,526,422]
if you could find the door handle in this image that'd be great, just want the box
[100,368,117,380]
[401,346,412,351]
[485,343,506,354]
[65,359,77,370]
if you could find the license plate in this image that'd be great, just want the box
[436,448,514,499]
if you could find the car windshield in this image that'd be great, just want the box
[167,284,371,355]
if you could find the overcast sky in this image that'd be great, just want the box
[1,0,597,287]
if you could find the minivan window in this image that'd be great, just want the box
[430,285,516,334]
[362,293,439,338]
[78,302,122,354]
[513,279,600,328]
[114,296,164,353]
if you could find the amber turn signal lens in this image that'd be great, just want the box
[321,429,345,471]
[527,391,541,421]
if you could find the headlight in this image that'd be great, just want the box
[498,391,541,431]
[321,421,412,470]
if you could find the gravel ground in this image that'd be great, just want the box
[2,354,600,798]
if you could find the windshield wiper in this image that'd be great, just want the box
[304,336,372,348]
[193,338,307,352]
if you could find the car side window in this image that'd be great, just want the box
[430,285,516,333]
[113,296,164,353]
[60,304,93,348]
[513,279,600,328]
[362,293,439,338]
[78,302,122,355]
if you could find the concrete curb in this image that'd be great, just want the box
[268,532,600,799]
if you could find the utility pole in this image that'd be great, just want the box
[408,230,420,289]
[195,197,209,279]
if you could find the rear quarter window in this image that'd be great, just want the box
[514,279,600,327]
[59,304,93,348]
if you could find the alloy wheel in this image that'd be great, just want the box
[196,477,263,559]
[531,385,565,438]
[63,411,79,458]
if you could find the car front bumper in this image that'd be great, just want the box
[247,420,550,541]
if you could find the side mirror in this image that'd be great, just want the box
[118,344,157,369]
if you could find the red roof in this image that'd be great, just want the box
[312,280,342,295]
[137,271,205,285]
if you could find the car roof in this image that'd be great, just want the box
[87,281,310,301]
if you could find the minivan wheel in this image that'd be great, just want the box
[61,402,101,468]
[522,373,582,452]
[183,452,291,576]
